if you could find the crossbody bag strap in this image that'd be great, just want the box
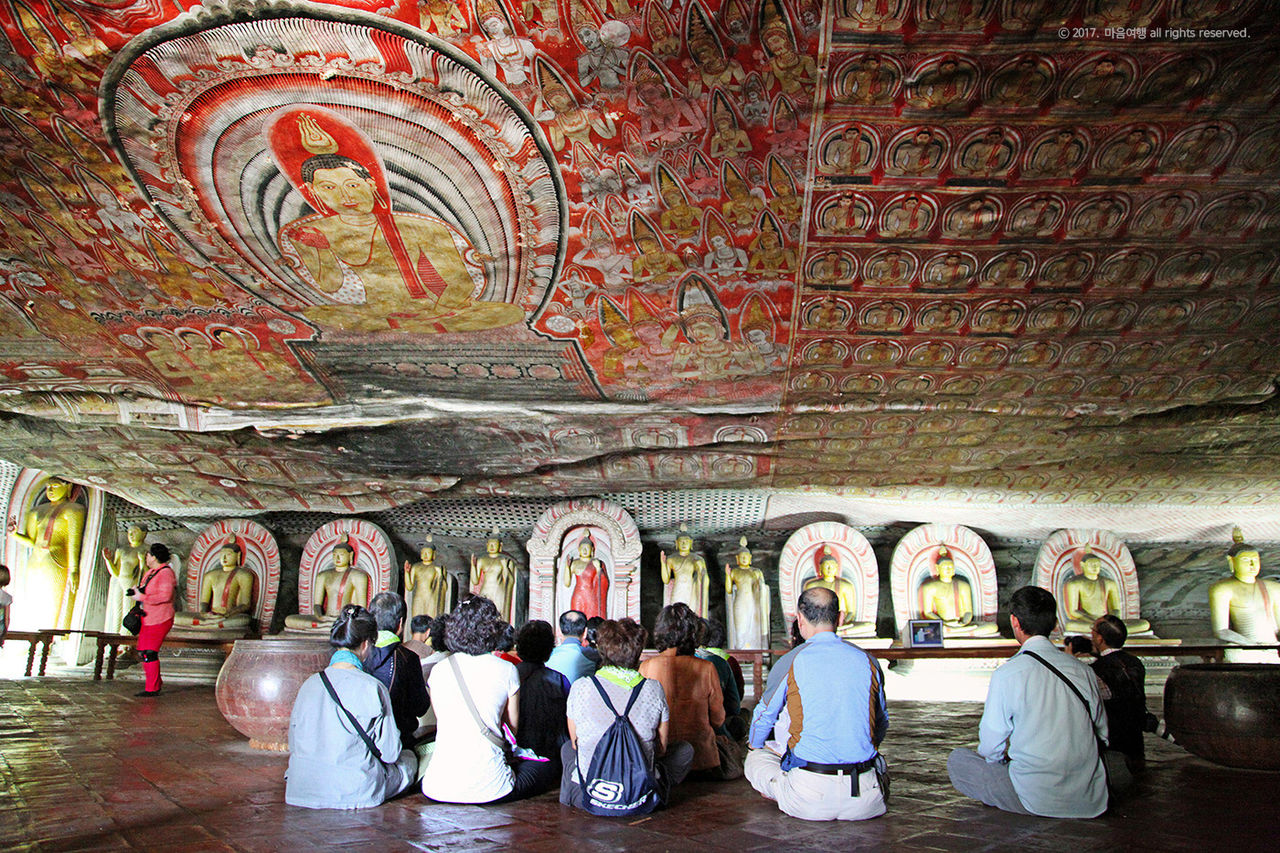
[1022,650,1104,756]
[319,670,383,761]
[448,654,511,755]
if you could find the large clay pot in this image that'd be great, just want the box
[1164,663,1280,771]
[215,637,331,751]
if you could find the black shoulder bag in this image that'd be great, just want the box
[122,567,159,635]
[319,669,383,761]
[1022,649,1109,787]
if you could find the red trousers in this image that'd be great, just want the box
[137,618,173,693]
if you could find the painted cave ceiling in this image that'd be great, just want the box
[0,0,1277,527]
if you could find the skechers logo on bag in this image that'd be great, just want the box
[586,779,623,803]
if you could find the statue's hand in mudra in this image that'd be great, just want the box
[291,226,330,249]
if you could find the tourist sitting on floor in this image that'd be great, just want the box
[403,614,432,660]
[1091,614,1149,785]
[548,609,598,684]
[640,603,732,779]
[746,588,890,822]
[948,586,1108,819]
[285,605,417,809]
[514,619,571,768]
[696,618,747,741]
[420,595,560,804]
[365,592,430,749]
[561,618,694,809]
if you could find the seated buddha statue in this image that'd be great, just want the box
[802,546,875,638]
[284,535,369,631]
[1062,547,1150,635]
[917,546,1000,637]
[1210,527,1280,645]
[173,540,256,630]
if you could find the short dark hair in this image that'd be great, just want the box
[516,620,555,664]
[409,614,432,635]
[329,604,377,650]
[148,543,170,564]
[701,618,727,648]
[585,615,604,647]
[653,603,700,655]
[301,154,372,185]
[0,564,9,586]
[445,595,502,656]
[789,618,804,648]
[559,610,587,637]
[1009,586,1057,637]
[798,587,838,628]
[1065,636,1093,656]
[1094,613,1127,649]
[368,591,406,633]
[597,618,647,669]
[428,615,448,652]
[496,622,516,652]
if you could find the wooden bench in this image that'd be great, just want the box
[4,629,68,676]
[94,633,238,680]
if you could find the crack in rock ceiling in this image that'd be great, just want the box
[0,0,1276,526]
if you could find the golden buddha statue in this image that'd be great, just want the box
[405,535,450,622]
[725,537,770,649]
[470,534,515,622]
[9,477,86,630]
[102,525,147,633]
[917,546,1000,638]
[173,540,255,631]
[802,546,875,638]
[284,535,369,631]
[563,534,609,620]
[661,524,709,617]
[1210,528,1280,645]
[1062,547,1150,635]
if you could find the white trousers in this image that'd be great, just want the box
[744,748,886,822]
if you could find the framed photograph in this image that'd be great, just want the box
[906,619,945,649]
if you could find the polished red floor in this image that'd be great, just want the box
[1,677,1275,852]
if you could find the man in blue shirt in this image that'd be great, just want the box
[546,609,598,684]
[745,587,889,821]
[948,586,1108,818]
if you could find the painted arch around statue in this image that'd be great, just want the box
[296,518,396,616]
[1033,528,1142,629]
[777,521,878,629]
[184,518,282,632]
[889,522,998,634]
[526,498,641,623]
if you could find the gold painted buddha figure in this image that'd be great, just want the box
[1062,547,1150,635]
[9,477,86,630]
[661,524,709,617]
[174,540,255,630]
[405,535,450,621]
[1210,528,1280,645]
[470,533,515,622]
[917,546,1000,637]
[102,525,147,632]
[725,536,770,649]
[802,546,875,638]
[284,535,369,631]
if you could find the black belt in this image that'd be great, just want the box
[797,756,880,796]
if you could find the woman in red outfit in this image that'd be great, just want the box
[130,543,177,696]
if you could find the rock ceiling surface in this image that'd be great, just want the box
[0,0,1277,532]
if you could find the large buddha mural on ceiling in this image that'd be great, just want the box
[103,3,563,341]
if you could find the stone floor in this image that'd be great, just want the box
[1,677,1276,853]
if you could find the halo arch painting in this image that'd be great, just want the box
[102,3,564,338]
